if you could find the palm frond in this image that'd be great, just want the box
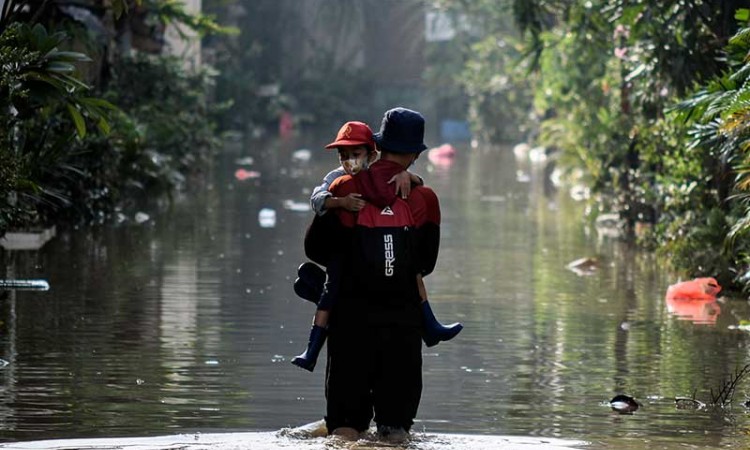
[726,211,750,250]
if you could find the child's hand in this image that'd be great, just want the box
[388,171,412,199]
[341,193,366,212]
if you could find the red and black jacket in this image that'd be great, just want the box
[304,159,441,326]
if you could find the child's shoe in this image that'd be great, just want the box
[292,325,327,372]
[421,300,463,347]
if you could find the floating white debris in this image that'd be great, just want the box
[234,156,254,166]
[595,213,623,238]
[512,142,531,159]
[258,208,276,228]
[0,279,50,291]
[292,148,312,163]
[566,257,599,276]
[570,185,590,201]
[282,200,310,212]
[529,146,547,163]
[134,212,150,224]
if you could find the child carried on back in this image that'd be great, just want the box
[291,121,462,372]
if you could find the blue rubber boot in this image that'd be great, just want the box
[421,300,463,347]
[293,262,325,304]
[292,325,327,372]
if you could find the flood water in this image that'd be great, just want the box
[2,133,750,449]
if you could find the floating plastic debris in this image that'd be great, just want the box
[134,212,150,224]
[427,143,456,168]
[565,257,599,276]
[516,170,531,183]
[235,168,261,181]
[609,394,639,413]
[675,396,705,410]
[595,213,622,238]
[234,156,254,166]
[512,142,531,159]
[0,279,50,291]
[529,146,548,163]
[283,200,310,212]
[258,208,276,228]
[570,185,590,201]
[665,278,723,325]
[292,148,312,163]
[729,322,750,331]
[665,277,721,301]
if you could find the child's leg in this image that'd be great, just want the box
[314,309,329,327]
[418,274,463,347]
[292,259,340,372]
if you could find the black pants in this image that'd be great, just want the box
[324,323,422,433]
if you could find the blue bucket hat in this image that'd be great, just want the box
[373,107,427,154]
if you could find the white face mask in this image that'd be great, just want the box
[342,156,368,175]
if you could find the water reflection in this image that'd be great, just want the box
[0,134,750,449]
[666,298,722,325]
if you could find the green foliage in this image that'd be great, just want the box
[506,0,748,281]
[437,0,750,284]
[54,54,223,224]
[665,17,750,286]
[461,32,534,143]
[145,0,238,37]
[0,0,230,232]
[0,26,221,230]
[0,22,116,231]
[428,2,533,143]
[658,208,733,282]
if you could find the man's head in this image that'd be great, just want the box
[373,107,427,168]
[325,121,377,175]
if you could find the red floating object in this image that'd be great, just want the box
[234,168,261,181]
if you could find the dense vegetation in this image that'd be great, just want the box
[434,0,750,291]
[0,0,226,231]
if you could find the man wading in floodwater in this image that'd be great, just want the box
[305,107,442,441]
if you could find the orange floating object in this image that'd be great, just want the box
[664,277,721,301]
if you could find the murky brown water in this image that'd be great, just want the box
[1,134,750,449]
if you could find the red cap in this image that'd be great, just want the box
[324,121,375,152]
